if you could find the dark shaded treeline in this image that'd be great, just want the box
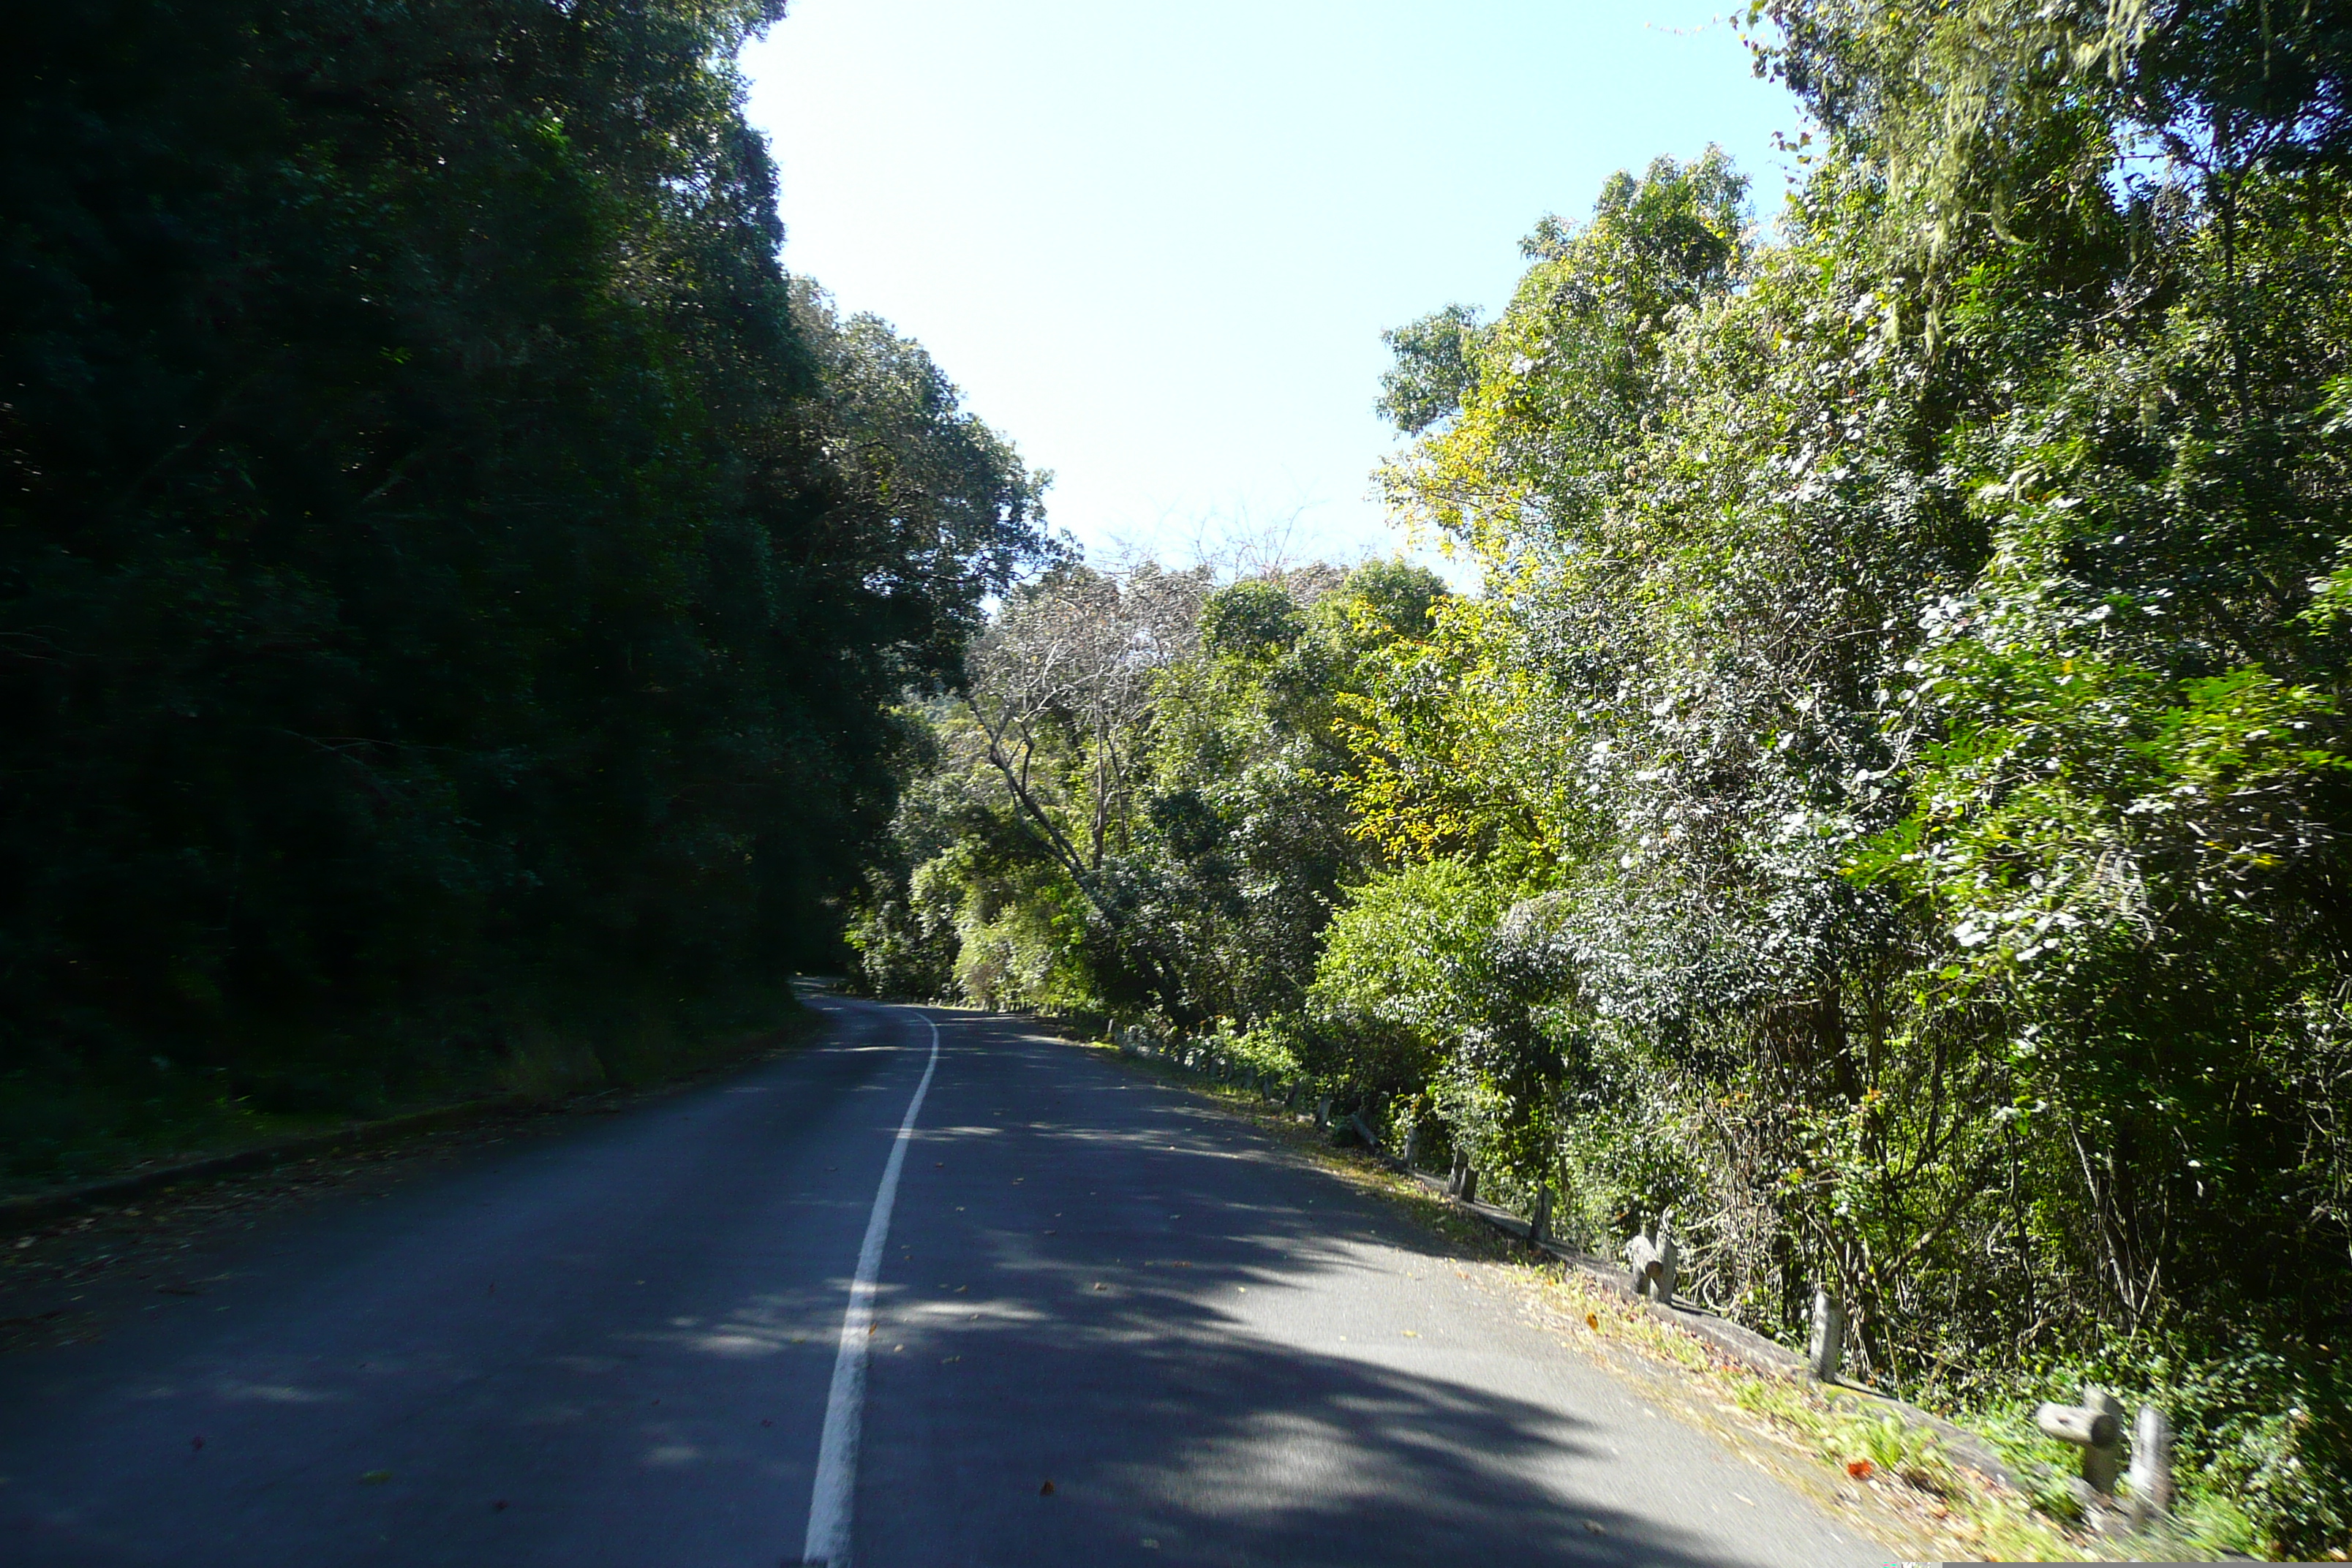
[0,0,1048,1157]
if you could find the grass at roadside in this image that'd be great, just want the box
[1,988,822,1208]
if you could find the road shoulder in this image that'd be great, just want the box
[0,1014,827,1356]
[1066,1025,2124,1564]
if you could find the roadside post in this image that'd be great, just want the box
[1624,1214,1678,1303]
[1807,1285,1844,1383]
[2035,1387,2124,1499]
[2126,1403,2174,1526]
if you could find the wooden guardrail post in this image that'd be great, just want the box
[1625,1231,1659,1296]
[1443,1153,1478,1203]
[2035,1387,2123,1498]
[1807,1284,1844,1382]
[1624,1213,1677,1303]
[2126,1403,2174,1525]
[2083,1388,2124,1497]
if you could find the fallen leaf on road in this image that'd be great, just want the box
[1585,1313,1599,1330]
[1092,1282,1106,1290]
[1583,1519,1605,1534]
[1039,1480,1055,1496]
[1401,1330,1419,1338]
[359,1470,392,1485]
[1845,1459,1874,1479]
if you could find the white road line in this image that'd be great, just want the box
[802,1008,941,1568]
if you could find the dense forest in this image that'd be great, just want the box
[848,0,2352,1553]
[1,2,1050,1162]
[10,0,2352,1553]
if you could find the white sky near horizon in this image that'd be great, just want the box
[740,1,1809,576]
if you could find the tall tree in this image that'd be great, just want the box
[0,0,1048,1145]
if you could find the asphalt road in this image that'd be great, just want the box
[0,995,1896,1567]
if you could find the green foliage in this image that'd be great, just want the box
[0,0,1047,1161]
[1376,304,1485,435]
[1336,3,2352,1550]
[1198,580,1308,660]
[850,559,1450,1028]
[1306,859,1504,1097]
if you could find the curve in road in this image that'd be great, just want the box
[0,995,1897,1567]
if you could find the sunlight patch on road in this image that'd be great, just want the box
[516,1401,592,1425]
[212,1379,342,1404]
[1137,1410,1367,1516]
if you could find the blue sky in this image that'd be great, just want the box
[740,1,1809,572]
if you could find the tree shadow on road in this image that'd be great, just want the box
[823,1015,1855,1568]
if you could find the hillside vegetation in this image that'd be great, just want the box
[1,1,1049,1167]
[850,0,2352,1553]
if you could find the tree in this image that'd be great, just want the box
[1350,7,2352,1545]
[0,0,1049,1158]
